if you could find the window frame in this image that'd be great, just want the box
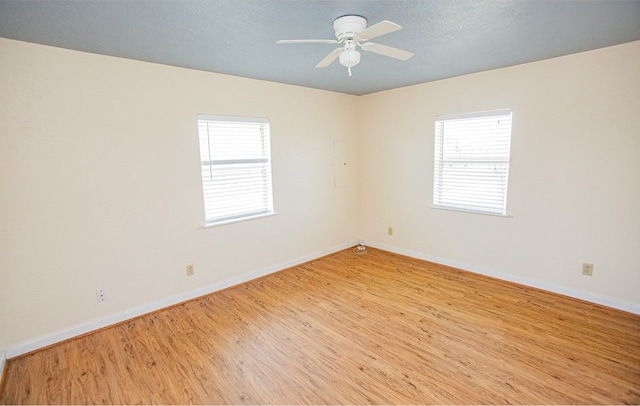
[197,114,275,227]
[432,109,513,217]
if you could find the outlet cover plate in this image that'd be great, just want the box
[582,263,594,276]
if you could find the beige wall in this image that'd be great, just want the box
[1,38,639,353]
[358,41,640,309]
[0,39,359,349]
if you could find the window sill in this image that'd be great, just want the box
[430,205,512,218]
[202,212,277,228]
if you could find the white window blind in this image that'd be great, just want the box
[197,115,274,226]
[433,109,512,216]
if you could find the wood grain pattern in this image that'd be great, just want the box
[1,247,639,404]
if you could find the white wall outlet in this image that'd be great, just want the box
[582,263,594,276]
[388,226,394,236]
[186,264,195,276]
[96,288,107,302]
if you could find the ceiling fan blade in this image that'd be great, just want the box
[357,20,401,41]
[276,39,339,44]
[361,42,414,60]
[315,48,343,68]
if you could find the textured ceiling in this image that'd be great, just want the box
[1,0,639,95]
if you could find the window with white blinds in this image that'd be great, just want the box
[197,115,274,226]
[433,109,512,216]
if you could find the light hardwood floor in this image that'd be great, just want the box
[1,247,639,404]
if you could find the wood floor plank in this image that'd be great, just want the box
[1,247,639,404]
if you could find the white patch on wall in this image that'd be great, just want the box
[333,140,348,188]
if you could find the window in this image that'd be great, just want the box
[197,115,274,226]
[433,109,512,216]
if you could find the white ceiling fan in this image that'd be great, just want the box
[276,15,414,76]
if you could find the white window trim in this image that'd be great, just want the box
[432,109,513,217]
[197,114,275,227]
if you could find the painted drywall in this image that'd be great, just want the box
[0,38,360,349]
[358,41,640,309]
[1,37,639,355]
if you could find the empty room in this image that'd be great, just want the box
[1,0,639,404]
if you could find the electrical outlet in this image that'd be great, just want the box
[186,264,195,276]
[96,288,107,302]
[388,227,393,236]
[582,263,594,276]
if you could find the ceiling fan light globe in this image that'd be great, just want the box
[339,49,361,68]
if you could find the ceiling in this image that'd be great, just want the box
[1,0,639,96]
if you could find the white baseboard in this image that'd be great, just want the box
[6,241,357,359]
[364,240,640,316]
[9,239,635,360]
[0,348,6,388]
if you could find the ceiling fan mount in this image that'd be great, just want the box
[333,15,367,41]
[277,14,414,76]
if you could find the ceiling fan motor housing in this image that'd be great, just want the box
[333,15,367,41]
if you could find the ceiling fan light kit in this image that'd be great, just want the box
[276,14,414,77]
[339,40,361,76]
